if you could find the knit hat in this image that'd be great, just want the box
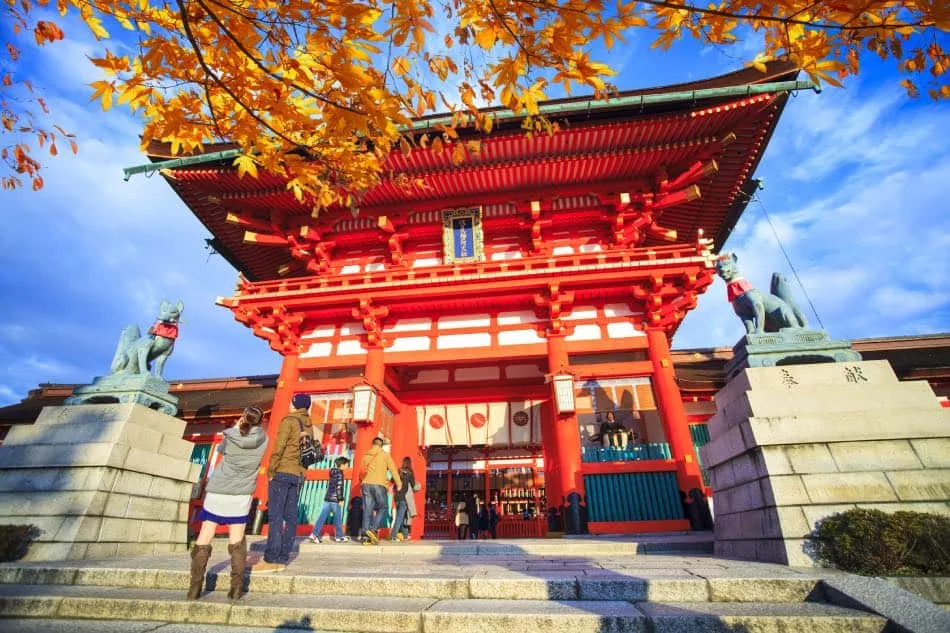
[291,393,311,410]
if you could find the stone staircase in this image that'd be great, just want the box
[0,536,943,632]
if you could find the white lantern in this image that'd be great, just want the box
[552,372,576,415]
[351,383,378,423]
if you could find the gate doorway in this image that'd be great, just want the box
[422,447,549,539]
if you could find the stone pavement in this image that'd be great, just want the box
[1,533,947,632]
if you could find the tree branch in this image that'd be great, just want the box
[195,0,366,115]
[174,0,301,148]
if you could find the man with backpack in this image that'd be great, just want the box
[256,393,321,572]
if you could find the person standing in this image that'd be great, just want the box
[455,502,470,540]
[256,393,315,572]
[308,456,351,543]
[478,503,499,540]
[390,457,416,542]
[359,436,402,545]
[188,406,267,601]
[489,503,499,539]
[346,496,364,540]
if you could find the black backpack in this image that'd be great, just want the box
[297,418,324,468]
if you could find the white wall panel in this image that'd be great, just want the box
[607,321,641,338]
[301,326,336,339]
[335,340,365,355]
[604,303,634,317]
[339,321,367,336]
[437,332,491,349]
[438,314,491,329]
[498,329,544,346]
[390,336,431,352]
[300,341,332,358]
[490,250,523,260]
[388,318,432,332]
[566,324,602,341]
[564,306,598,321]
[497,310,540,326]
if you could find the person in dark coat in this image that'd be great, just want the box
[478,503,499,539]
[346,496,364,539]
[599,411,627,449]
[391,457,417,541]
[308,456,350,543]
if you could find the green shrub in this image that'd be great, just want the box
[0,524,38,562]
[812,508,950,576]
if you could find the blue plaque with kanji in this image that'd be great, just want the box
[442,207,484,264]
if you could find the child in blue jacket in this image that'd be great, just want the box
[308,456,350,543]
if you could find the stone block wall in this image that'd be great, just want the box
[701,360,950,566]
[0,404,200,561]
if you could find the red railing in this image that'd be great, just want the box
[423,518,548,539]
[228,242,713,299]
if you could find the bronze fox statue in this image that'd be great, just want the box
[110,299,184,378]
[714,253,807,334]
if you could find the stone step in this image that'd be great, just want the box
[0,565,826,602]
[297,535,715,557]
[0,585,886,633]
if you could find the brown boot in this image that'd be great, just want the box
[227,539,247,600]
[187,544,212,600]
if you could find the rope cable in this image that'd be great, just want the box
[750,193,826,330]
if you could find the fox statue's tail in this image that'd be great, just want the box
[770,274,809,328]
[109,325,141,374]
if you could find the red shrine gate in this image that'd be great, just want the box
[153,63,805,537]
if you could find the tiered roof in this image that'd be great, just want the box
[147,63,803,281]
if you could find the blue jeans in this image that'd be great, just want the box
[361,484,388,534]
[391,499,409,539]
[264,472,301,564]
[310,500,344,539]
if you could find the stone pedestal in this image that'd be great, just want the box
[65,374,179,416]
[701,360,950,566]
[0,404,200,561]
[724,329,862,381]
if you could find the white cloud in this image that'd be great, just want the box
[19,355,77,377]
[0,384,19,405]
[0,324,31,343]
[677,74,950,349]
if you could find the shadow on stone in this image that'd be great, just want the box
[273,615,315,631]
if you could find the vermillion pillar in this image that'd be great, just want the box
[389,404,424,540]
[253,353,299,516]
[646,327,705,493]
[546,331,583,533]
[350,345,385,500]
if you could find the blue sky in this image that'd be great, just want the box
[1,16,948,405]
